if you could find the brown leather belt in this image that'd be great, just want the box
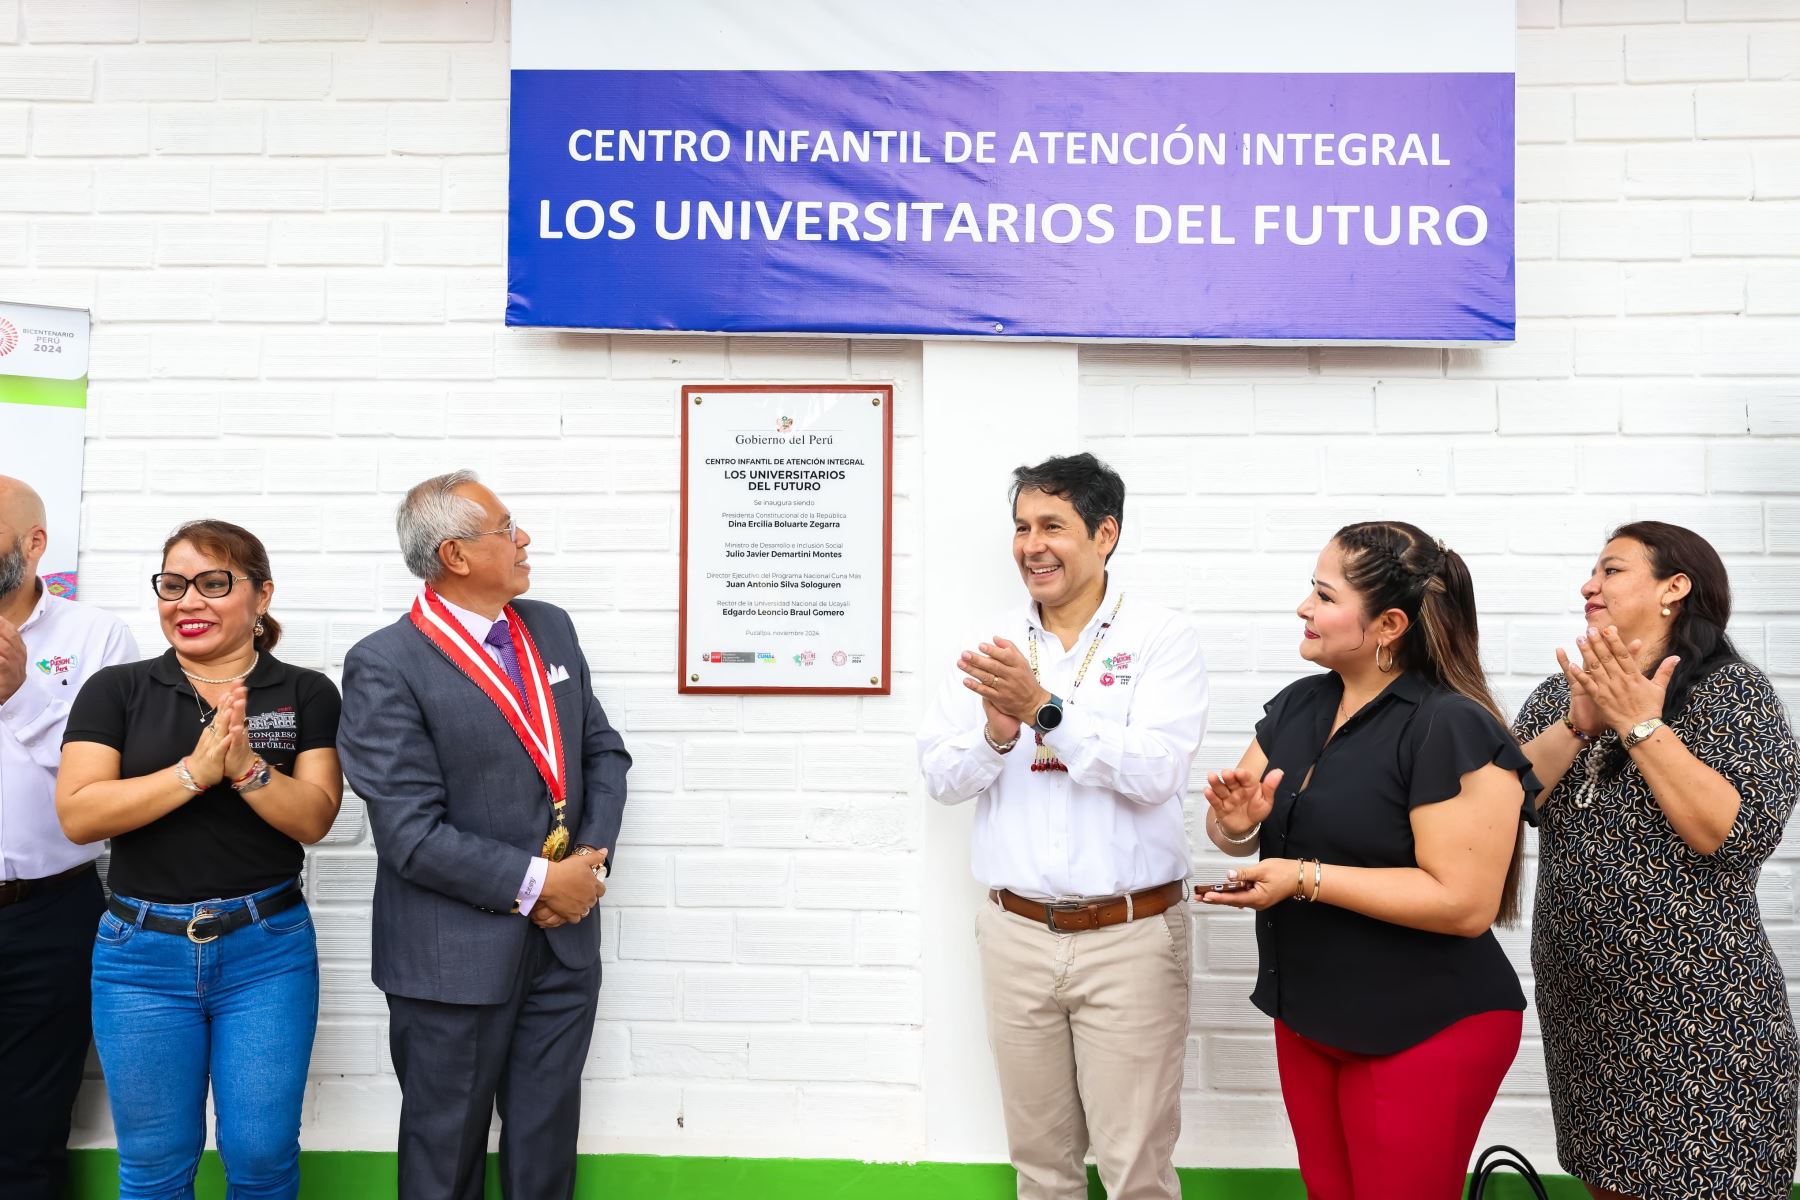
[990,880,1186,933]
[0,861,94,909]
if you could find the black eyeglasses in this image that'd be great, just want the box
[151,570,252,601]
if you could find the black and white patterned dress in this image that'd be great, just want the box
[1515,661,1800,1200]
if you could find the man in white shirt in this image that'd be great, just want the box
[917,453,1208,1200]
[0,476,139,1200]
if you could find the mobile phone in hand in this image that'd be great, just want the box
[1194,880,1253,897]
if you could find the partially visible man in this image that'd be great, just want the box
[0,475,138,1200]
[337,470,630,1200]
[917,452,1208,1200]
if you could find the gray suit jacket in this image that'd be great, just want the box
[337,597,630,1005]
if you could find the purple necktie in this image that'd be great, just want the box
[484,618,533,716]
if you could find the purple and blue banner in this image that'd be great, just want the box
[508,4,1515,343]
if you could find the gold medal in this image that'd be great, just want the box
[542,822,570,862]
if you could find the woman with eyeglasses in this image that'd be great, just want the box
[56,520,341,1200]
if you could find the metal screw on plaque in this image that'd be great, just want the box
[870,676,879,686]
[993,323,1004,332]
[872,397,880,406]
[694,397,703,405]
[690,673,700,682]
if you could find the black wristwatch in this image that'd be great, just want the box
[1030,693,1064,737]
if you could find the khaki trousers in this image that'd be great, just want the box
[975,895,1192,1200]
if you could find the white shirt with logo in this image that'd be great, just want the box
[917,578,1209,900]
[1,585,140,880]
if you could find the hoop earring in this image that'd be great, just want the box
[1375,642,1395,673]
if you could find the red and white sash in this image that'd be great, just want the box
[410,586,566,807]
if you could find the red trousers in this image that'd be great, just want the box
[1274,1009,1522,1200]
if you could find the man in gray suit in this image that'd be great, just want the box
[338,470,630,1200]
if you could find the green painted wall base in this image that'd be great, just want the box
[65,1149,1615,1198]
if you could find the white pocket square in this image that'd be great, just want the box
[546,664,571,685]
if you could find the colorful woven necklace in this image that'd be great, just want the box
[1026,592,1125,773]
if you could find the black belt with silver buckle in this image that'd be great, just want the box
[107,882,304,944]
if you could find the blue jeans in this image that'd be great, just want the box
[91,881,319,1200]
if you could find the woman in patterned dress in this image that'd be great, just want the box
[1515,521,1799,1200]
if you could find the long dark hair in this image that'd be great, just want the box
[1334,520,1525,925]
[1598,521,1740,779]
[162,519,282,653]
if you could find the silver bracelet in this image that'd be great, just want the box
[173,757,205,794]
[1211,809,1261,846]
[983,724,1020,755]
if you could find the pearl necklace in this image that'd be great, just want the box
[180,653,259,686]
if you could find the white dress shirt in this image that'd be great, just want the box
[430,590,550,915]
[917,578,1209,900]
[1,584,139,880]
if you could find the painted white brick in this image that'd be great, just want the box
[444,157,506,211]
[618,910,733,962]
[95,163,210,213]
[1516,144,1626,202]
[683,967,805,1022]
[0,52,93,101]
[33,221,154,269]
[390,216,502,266]
[800,740,916,792]
[1580,440,1708,493]
[263,330,382,379]
[258,0,372,41]
[727,337,851,379]
[594,963,680,1021]
[1697,82,1800,136]
[1627,27,1748,82]
[855,913,922,966]
[267,104,390,155]
[1756,145,1800,199]
[1750,28,1800,79]
[334,48,450,100]
[213,162,327,211]
[1622,261,1744,316]
[1710,443,1800,493]
[612,335,728,379]
[1575,319,1703,375]
[1574,86,1695,140]
[217,271,328,322]
[1624,143,1754,200]
[1136,500,1255,551]
[218,50,331,100]
[273,216,386,265]
[1324,441,1449,494]
[1631,498,1767,553]
[389,100,506,154]
[22,0,136,42]
[1252,384,1371,433]
[807,969,924,1024]
[1750,396,1800,435]
[1518,29,1624,86]
[1375,382,1497,433]
[791,854,920,910]
[1517,260,1622,318]
[375,0,495,40]
[31,105,148,156]
[156,219,270,267]
[1620,385,1750,434]
[151,104,263,155]
[0,105,24,155]
[143,0,252,41]
[0,164,91,211]
[1749,262,1800,315]
[1699,318,1800,375]
[747,1030,921,1085]
[0,0,15,43]
[735,912,855,966]
[452,46,508,99]
[1455,443,1579,494]
[1515,88,1573,143]
[1558,206,1687,260]
[675,855,791,908]
[101,50,215,102]
[1693,205,1800,257]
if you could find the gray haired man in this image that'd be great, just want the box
[337,471,630,1200]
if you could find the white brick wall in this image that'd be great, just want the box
[3,0,1797,1178]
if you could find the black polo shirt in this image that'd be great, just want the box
[1249,670,1539,1055]
[63,649,341,904]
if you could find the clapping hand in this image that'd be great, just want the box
[1557,625,1677,736]
[185,687,246,789]
[959,637,1044,736]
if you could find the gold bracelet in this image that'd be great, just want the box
[1294,858,1312,902]
[1312,859,1323,903]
